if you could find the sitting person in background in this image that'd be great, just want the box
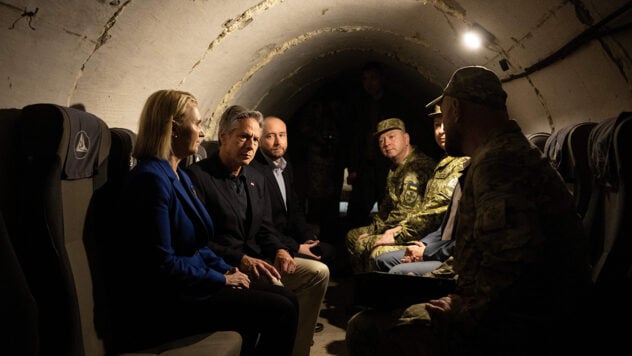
[186,105,329,356]
[373,105,469,275]
[345,118,436,273]
[374,185,459,277]
[346,66,592,355]
[111,90,298,355]
[345,61,415,229]
[251,115,337,275]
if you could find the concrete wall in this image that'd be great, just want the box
[1,0,630,138]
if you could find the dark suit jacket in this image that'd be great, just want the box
[250,151,338,268]
[250,151,316,252]
[186,152,289,266]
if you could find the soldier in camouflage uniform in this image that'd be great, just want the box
[373,105,469,275]
[345,118,436,273]
[346,66,592,355]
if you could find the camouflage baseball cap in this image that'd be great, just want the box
[428,104,442,118]
[374,118,406,136]
[425,66,507,110]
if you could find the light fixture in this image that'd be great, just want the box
[463,31,482,49]
[462,23,496,50]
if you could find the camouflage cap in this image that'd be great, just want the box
[428,104,442,118]
[374,118,406,136]
[425,66,507,110]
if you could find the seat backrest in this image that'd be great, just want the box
[544,125,573,177]
[16,103,111,356]
[13,107,241,355]
[526,131,550,153]
[584,112,631,289]
[179,142,208,168]
[107,128,138,185]
[565,122,597,217]
[543,122,597,217]
[0,109,37,354]
[0,210,39,356]
[201,140,220,156]
[89,127,139,353]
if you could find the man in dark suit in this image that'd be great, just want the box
[251,116,337,276]
[186,105,329,356]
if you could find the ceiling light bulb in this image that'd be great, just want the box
[463,31,482,49]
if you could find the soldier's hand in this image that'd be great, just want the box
[358,233,369,240]
[373,226,402,247]
[426,293,463,321]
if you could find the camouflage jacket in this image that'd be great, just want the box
[371,146,435,233]
[441,120,591,348]
[395,155,470,243]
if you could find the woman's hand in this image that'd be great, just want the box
[224,267,250,289]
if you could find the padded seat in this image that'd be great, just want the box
[543,122,597,217]
[118,332,242,356]
[201,140,220,156]
[179,143,207,168]
[0,108,22,242]
[584,113,631,286]
[582,112,631,352]
[14,104,241,356]
[526,131,550,153]
[97,128,242,356]
[0,211,38,356]
[565,122,597,216]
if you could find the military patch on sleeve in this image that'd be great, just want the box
[402,182,419,206]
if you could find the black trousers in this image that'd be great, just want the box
[116,284,299,356]
[185,284,298,356]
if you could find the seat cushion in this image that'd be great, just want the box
[119,331,242,356]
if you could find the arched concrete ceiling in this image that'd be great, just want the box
[2,0,631,139]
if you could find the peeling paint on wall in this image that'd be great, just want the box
[179,0,284,86]
[67,0,132,105]
[427,0,466,20]
[63,29,90,39]
[570,0,594,26]
[599,37,632,88]
[527,76,555,131]
[534,3,567,29]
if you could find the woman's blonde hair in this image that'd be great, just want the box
[133,89,198,160]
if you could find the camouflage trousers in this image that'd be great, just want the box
[345,225,408,273]
[346,303,440,356]
[346,258,459,355]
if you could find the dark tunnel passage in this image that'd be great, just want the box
[266,60,444,244]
